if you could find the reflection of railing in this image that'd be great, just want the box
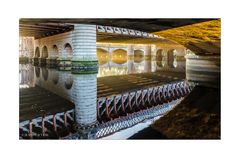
[97,81,191,122]
[19,110,75,139]
[66,80,192,139]
[94,80,192,138]
[19,80,193,139]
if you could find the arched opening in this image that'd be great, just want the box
[41,46,48,58]
[42,68,48,81]
[35,47,40,57]
[65,76,73,90]
[64,43,73,57]
[111,49,127,64]
[167,49,177,68]
[97,48,110,65]
[134,50,144,63]
[156,49,163,67]
[52,45,58,57]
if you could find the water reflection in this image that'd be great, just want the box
[19,46,186,88]
[97,59,149,77]
[19,44,186,129]
[19,64,34,88]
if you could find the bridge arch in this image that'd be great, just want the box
[97,48,110,65]
[35,47,40,57]
[64,43,73,57]
[52,45,59,57]
[111,49,127,64]
[134,49,144,63]
[156,49,163,67]
[41,46,48,58]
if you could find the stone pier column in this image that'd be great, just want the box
[185,54,220,88]
[144,46,152,72]
[71,24,98,130]
[72,24,98,74]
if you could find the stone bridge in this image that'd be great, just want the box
[19,19,220,139]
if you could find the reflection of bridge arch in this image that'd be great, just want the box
[65,76,73,90]
[134,50,144,63]
[111,49,127,64]
[35,47,40,57]
[41,46,48,58]
[51,71,59,85]
[156,49,163,67]
[97,48,110,65]
[42,68,48,81]
[35,67,40,78]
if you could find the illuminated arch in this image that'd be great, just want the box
[97,48,110,65]
[111,49,127,64]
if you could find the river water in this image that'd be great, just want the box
[19,45,186,139]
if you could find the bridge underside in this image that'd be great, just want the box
[20,19,214,39]
[19,18,221,139]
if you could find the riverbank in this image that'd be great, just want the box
[151,86,220,139]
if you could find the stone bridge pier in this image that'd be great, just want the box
[33,24,99,132]
[71,24,98,132]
